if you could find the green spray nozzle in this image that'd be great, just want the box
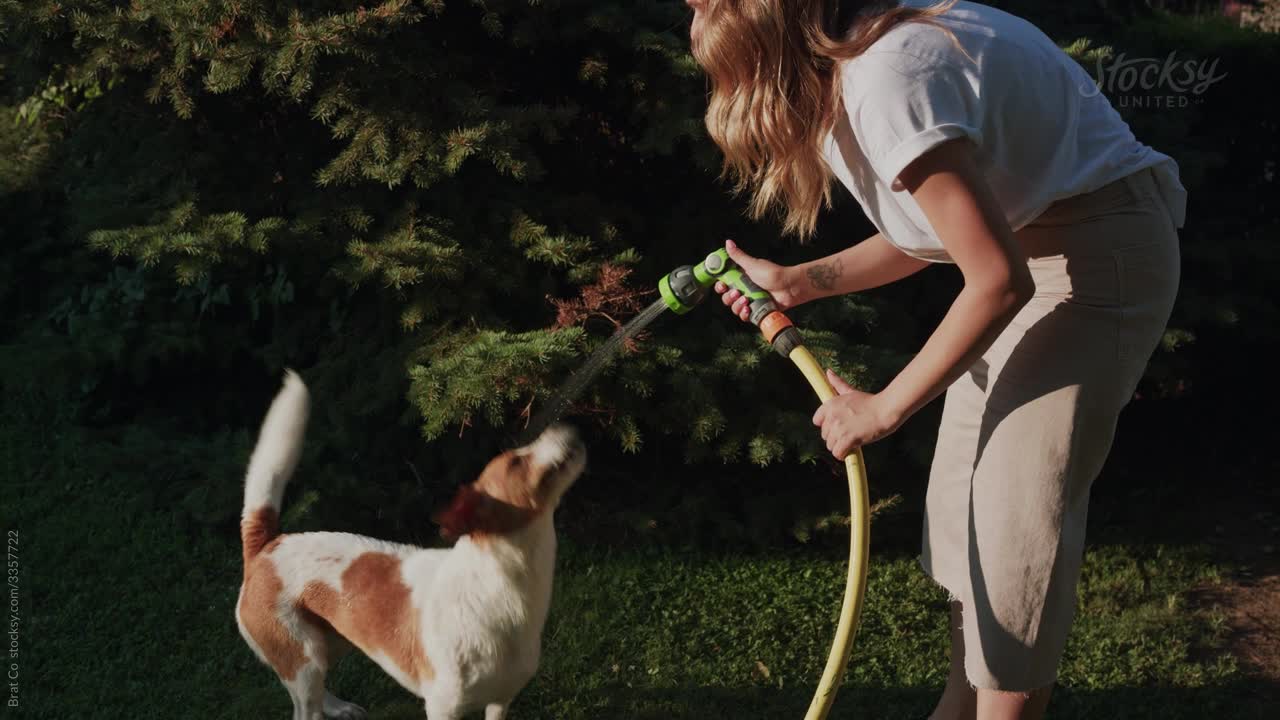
[659,248,777,323]
[658,248,803,357]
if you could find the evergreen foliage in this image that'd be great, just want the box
[2,1,1276,542]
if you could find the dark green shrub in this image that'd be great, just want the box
[2,2,1274,547]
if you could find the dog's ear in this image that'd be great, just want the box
[432,482,532,540]
[432,485,485,542]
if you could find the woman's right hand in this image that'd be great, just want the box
[713,239,804,323]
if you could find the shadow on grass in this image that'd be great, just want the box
[540,680,1277,720]
[337,678,1280,720]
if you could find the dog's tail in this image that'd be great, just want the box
[241,369,310,568]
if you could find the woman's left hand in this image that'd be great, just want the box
[813,368,902,460]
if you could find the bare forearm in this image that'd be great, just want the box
[805,138,1039,454]
[879,281,1031,423]
[790,234,931,305]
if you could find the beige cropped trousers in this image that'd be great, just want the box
[919,166,1182,691]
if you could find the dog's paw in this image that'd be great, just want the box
[322,692,368,720]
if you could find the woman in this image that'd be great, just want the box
[687,1,1184,719]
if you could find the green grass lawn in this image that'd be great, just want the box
[1,409,1259,720]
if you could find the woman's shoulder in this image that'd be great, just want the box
[842,2,1068,99]
[842,4,981,81]
[839,22,973,106]
[854,14,966,67]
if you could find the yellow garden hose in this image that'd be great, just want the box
[657,250,872,718]
[789,345,871,720]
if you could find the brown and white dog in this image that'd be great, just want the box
[235,370,586,720]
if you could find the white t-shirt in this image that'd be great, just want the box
[821,0,1188,262]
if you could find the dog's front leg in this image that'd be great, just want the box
[484,702,510,720]
[322,691,368,719]
[424,698,461,720]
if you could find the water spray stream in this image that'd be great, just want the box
[518,297,670,446]
[522,248,870,720]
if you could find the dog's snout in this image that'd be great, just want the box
[564,431,586,458]
[543,424,581,451]
[562,434,587,470]
[542,423,577,445]
[528,424,585,475]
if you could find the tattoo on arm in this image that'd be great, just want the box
[806,258,843,292]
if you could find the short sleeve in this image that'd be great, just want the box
[843,53,983,188]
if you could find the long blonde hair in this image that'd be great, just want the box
[693,0,958,239]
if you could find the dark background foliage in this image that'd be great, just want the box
[1,0,1275,553]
